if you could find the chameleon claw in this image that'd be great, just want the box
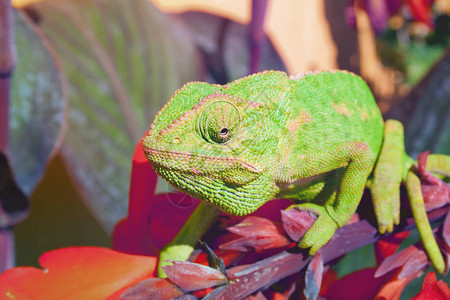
[394,213,400,226]
[385,223,394,233]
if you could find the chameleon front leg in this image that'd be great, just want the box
[371,119,446,274]
[157,201,222,277]
[370,119,404,233]
[294,142,375,254]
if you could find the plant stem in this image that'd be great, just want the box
[0,230,14,271]
[158,201,222,277]
[249,0,268,74]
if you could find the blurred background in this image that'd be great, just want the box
[3,1,449,289]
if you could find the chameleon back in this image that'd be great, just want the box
[286,71,384,161]
[143,70,384,214]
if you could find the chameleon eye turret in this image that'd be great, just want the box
[196,99,240,144]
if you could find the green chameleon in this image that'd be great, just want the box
[142,70,449,277]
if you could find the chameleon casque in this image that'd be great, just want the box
[143,70,449,276]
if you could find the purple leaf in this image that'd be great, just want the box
[120,278,184,300]
[304,253,324,300]
[398,249,428,279]
[162,261,227,292]
[281,208,316,242]
[220,216,289,251]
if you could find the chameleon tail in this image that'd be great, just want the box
[425,154,450,178]
[405,169,446,274]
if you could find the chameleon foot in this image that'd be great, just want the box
[290,204,338,255]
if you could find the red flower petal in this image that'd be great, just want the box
[443,209,450,247]
[374,272,415,300]
[416,151,450,211]
[112,139,160,256]
[220,216,289,251]
[374,231,410,265]
[121,278,184,300]
[0,247,157,300]
[411,272,450,300]
[162,261,227,292]
[281,209,315,242]
[319,268,338,296]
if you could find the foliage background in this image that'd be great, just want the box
[5,0,449,298]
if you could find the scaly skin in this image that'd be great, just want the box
[142,70,447,276]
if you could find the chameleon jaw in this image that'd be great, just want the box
[143,147,262,175]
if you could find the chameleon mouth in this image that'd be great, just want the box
[143,147,261,174]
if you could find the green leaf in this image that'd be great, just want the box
[26,0,202,232]
[9,11,67,196]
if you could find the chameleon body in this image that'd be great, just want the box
[143,70,448,276]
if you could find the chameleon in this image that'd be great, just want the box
[142,70,449,277]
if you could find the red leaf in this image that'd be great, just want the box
[374,231,410,265]
[162,261,227,292]
[281,209,315,242]
[374,272,415,300]
[220,216,289,251]
[416,151,450,211]
[319,268,338,296]
[121,278,184,300]
[113,140,198,255]
[324,268,389,300]
[411,272,450,300]
[112,140,160,256]
[0,247,157,300]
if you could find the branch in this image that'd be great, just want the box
[206,205,449,299]
[249,0,268,74]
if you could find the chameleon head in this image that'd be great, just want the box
[142,82,278,215]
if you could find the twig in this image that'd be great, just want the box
[249,0,268,74]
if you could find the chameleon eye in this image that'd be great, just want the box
[197,101,240,144]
